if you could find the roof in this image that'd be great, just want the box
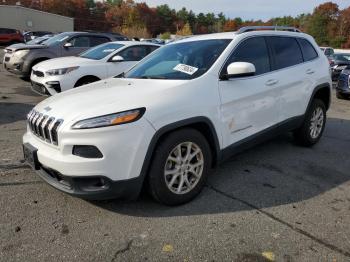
[110,41,161,47]
[174,30,312,44]
[0,5,73,20]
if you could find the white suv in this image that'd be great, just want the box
[23,26,331,205]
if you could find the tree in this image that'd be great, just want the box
[176,22,192,36]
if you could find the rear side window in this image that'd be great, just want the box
[298,38,318,61]
[268,36,303,70]
[325,48,334,56]
[89,36,110,47]
[225,37,271,75]
[147,45,160,54]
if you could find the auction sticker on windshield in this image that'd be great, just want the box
[173,64,198,75]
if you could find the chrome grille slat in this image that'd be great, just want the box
[26,110,63,146]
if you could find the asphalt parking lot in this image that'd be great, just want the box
[0,53,350,262]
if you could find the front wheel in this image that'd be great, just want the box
[294,99,326,146]
[147,128,212,205]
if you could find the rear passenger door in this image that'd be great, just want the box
[266,36,313,122]
[218,36,280,147]
[89,36,110,47]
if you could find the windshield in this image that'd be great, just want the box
[124,39,231,80]
[79,43,124,60]
[334,54,350,62]
[44,33,71,46]
[26,36,49,45]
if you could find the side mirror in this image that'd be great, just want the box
[225,62,256,79]
[63,42,73,48]
[111,55,124,62]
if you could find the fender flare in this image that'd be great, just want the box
[305,82,331,113]
[132,117,221,198]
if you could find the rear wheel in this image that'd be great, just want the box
[294,99,326,146]
[336,92,348,100]
[148,128,212,205]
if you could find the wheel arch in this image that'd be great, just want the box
[134,117,221,196]
[74,75,101,87]
[307,83,331,112]
[30,57,50,68]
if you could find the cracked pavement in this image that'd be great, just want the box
[0,52,350,261]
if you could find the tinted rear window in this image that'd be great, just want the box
[268,36,303,70]
[298,38,318,61]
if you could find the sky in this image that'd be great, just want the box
[133,0,350,21]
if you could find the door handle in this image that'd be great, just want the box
[306,69,315,75]
[265,79,279,86]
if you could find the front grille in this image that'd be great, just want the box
[27,110,63,145]
[32,70,44,77]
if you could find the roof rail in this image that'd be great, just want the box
[237,26,301,34]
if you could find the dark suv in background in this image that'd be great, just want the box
[0,28,23,45]
[3,31,128,78]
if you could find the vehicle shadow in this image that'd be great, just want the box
[89,117,350,217]
[0,102,33,125]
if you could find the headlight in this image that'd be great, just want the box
[72,108,145,129]
[46,66,79,76]
[15,49,30,57]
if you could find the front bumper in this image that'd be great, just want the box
[36,163,143,200]
[336,77,350,95]
[30,72,74,95]
[22,117,155,199]
[3,54,31,77]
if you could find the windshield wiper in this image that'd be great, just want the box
[138,75,166,79]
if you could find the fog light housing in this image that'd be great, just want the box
[46,81,61,93]
[72,145,103,159]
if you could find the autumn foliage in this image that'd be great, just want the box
[2,0,350,47]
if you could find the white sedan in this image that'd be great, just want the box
[30,41,160,95]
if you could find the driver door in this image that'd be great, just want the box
[218,36,280,148]
[61,36,90,56]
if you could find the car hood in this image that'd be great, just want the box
[6,43,47,52]
[33,56,100,70]
[34,77,187,126]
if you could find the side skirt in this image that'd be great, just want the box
[219,115,304,162]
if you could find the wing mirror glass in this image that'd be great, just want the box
[224,62,256,79]
[111,55,124,62]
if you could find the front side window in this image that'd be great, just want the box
[298,38,318,61]
[116,46,149,61]
[68,36,90,47]
[124,39,231,80]
[268,36,303,70]
[224,37,271,76]
[79,43,124,60]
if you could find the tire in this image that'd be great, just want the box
[74,76,99,88]
[293,99,326,147]
[336,92,348,100]
[147,128,212,205]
